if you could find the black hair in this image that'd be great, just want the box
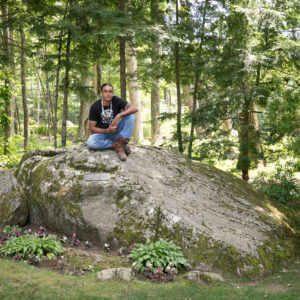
[100,83,114,91]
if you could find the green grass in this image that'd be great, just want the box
[1,259,300,299]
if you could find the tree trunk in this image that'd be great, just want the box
[183,85,204,138]
[1,0,12,154]
[15,98,21,135]
[45,71,53,143]
[92,64,101,97]
[187,0,209,158]
[125,40,143,143]
[238,110,250,182]
[119,0,126,100]
[61,29,71,148]
[252,63,265,166]
[9,28,15,136]
[150,0,161,145]
[175,0,183,153]
[36,76,41,127]
[20,15,29,150]
[54,0,69,148]
[150,42,161,145]
[78,77,92,139]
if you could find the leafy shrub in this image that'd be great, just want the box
[1,235,64,260]
[1,225,21,236]
[0,135,24,169]
[253,162,300,205]
[127,238,190,273]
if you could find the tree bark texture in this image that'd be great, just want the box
[54,0,69,148]
[119,0,126,100]
[175,0,183,153]
[9,28,15,135]
[45,71,53,143]
[150,0,161,145]
[92,64,101,97]
[150,41,161,145]
[125,40,143,143]
[183,85,204,138]
[78,77,92,139]
[187,0,209,158]
[1,0,12,154]
[36,77,41,126]
[61,29,71,148]
[20,16,29,150]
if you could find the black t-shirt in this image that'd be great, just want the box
[89,96,127,129]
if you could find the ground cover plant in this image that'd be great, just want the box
[128,238,190,275]
[1,234,64,260]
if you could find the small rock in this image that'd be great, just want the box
[97,268,132,281]
[241,264,253,273]
[97,269,116,280]
[186,271,201,281]
[203,272,224,282]
[118,268,132,281]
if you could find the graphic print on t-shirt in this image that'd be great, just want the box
[101,106,114,125]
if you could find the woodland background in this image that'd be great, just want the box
[0,0,299,205]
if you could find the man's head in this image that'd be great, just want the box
[100,83,114,102]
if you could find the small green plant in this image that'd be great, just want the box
[1,225,21,236]
[253,162,300,205]
[1,234,64,260]
[127,238,190,273]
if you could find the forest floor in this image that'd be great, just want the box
[1,225,300,299]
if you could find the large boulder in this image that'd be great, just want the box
[0,171,28,226]
[16,145,300,274]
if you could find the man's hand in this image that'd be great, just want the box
[106,124,117,134]
[111,113,122,127]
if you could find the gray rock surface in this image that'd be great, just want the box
[203,272,224,282]
[0,171,28,226]
[186,271,224,283]
[97,268,132,281]
[15,145,300,274]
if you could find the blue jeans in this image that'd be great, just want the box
[87,114,135,150]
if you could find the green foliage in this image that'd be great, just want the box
[127,238,190,273]
[0,135,24,169]
[1,225,21,236]
[1,235,64,260]
[253,162,300,205]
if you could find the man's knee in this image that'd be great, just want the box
[124,114,135,123]
[87,135,97,149]
[87,134,108,150]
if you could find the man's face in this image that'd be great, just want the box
[101,86,114,102]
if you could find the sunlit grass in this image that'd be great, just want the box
[1,258,300,299]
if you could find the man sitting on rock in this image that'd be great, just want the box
[87,83,138,161]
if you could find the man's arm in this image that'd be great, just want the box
[111,103,138,126]
[89,121,117,134]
